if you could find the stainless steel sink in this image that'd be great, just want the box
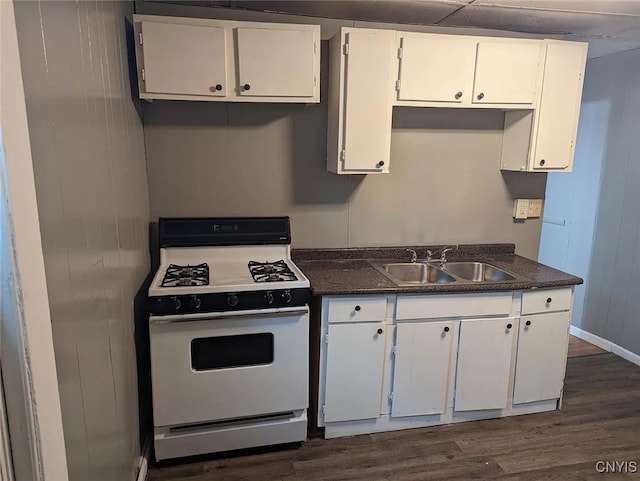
[371,262,457,285]
[441,262,516,282]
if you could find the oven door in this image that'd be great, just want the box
[149,306,309,428]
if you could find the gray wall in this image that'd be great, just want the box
[577,48,640,356]
[144,54,546,258]
[14,1,150,480]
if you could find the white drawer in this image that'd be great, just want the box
[327,296,388,323]
[521,287,572,315]
[396,292,513,320]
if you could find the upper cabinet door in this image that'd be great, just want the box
[141,21,227,97]
[397,35,477,103]
[341,29,395,172]
[532,42,587,171]
[473,41,543,104]
[236,28,316,98]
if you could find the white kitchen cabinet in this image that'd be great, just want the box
[323,322,386,422]
[473,41,543,105]
[501,40,588,172]
[133,15,320,103]
[396,36,542,107]
[513,311,571,404]
[140,21,228,98]
[530,41,588,171]
[236,28,316,98]
[396,35,477,103]
[327,28,396,174]
[391,320,457,417]
[455,317,517,411]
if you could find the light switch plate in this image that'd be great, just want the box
[513,199,529,219]
[528,199,543,217]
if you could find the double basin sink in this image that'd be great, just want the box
[370,260,517,286]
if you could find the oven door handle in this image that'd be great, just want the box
[149,306,309,325]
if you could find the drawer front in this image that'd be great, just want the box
[521,287,572,315]
[396,292,513,320]
[327,296,387,323]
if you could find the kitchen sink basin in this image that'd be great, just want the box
[371,262,456,285]
[441,262,516,282]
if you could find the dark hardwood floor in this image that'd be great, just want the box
[148,353,640,481]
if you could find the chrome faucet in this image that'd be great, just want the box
[406,249,418,263]
[426,245,458,263]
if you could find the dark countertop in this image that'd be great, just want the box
[293,244,583,296]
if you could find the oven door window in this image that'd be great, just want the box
[191,333,274,371]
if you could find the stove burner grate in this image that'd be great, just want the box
[161,263,209,287]
[248,260,298,283]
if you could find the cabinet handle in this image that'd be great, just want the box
[354,305,361,312]
[455,91,463,99]
[546,297,552,303]
[377,328,383,335]
[540,159,546,166]
[215,84,222,91]
[506,323,513,329]
[443,326,450,333]
[376,161,385,168]
[477,92,485,100]
[525,320,531,326]
[243,83,251,91]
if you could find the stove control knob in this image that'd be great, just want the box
[264,291,274,305]
[171,297,182,311]
[189,296,201,310]
[227,294,239,307]
[281,290,293,304]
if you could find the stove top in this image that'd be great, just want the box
[148,217,310,314]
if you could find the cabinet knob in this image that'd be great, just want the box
[506,323,513,329]
[377,328,383,335]
[215,84,223,91]
[477,92,485,100]
[243,83,251,91]
[455,91,463,99]
[546,297,552,303]
[540,159,546,166]
[354,305,361,312]
[376,161,385,168]
[526,320,531,326]
[443,326,450,333]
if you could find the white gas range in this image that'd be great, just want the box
[148,217,310,461]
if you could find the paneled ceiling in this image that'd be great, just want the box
[147,0,640,57]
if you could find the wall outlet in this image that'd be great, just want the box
[513,199,529,219]
[528,199,543,218]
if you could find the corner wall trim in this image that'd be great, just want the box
[137,436,151,481]
[570,325,640,367]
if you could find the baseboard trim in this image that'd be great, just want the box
[570,325,640,367]
[136,436,151,481]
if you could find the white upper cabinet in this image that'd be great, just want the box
[140,21,228,97]
[236,28,316,98]
[327,28,396,174]
[531,41,588,171]
[133,15,320,103]
[472,41,543,105]
[501,40,588,172]
[397,35,476,103]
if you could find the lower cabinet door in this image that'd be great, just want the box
[455,318,517,411]
[391,321,456,417]
[323,322,386,422]
[513,311,570,404]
